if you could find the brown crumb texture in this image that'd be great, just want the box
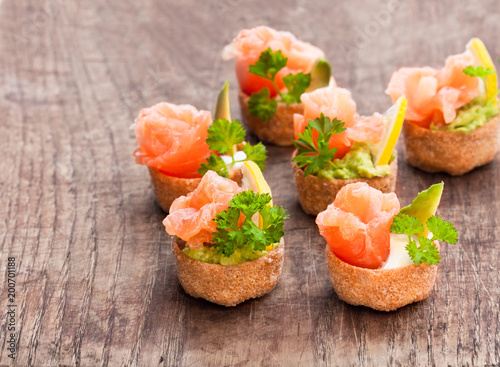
[172,238,285,307]
[239,90,302,146]
[402,115,499,175]
[148,167,243,212]
[291,151,397,216]
[325,245,438,311]
[148,167,201,212]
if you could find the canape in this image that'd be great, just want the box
[223,26,334,146]
[386,38,499,175]
[164,168,288,307]
[317,182,457,311]
[291,86,407,215]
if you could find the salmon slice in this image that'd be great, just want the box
[386,50,480,128]
[163,171,243,249]
[223,26,325,97]
[134,102,212,178]
[316,182,400,269]
[294,87,384,159]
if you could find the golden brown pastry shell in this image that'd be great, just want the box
[325,245,438,311]
[238,90,302,146]
[171,238,285,307]
[402,115,499,175]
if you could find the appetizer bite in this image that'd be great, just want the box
[386,38,499,175]
[164,166,288,307]
[133,82,267,211]
[318,182,458,311]
[222,26,334,146]
[291,86,407,215]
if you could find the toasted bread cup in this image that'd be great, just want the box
[239,90,302,146]
[148,168,243,212]
[402,115,499,175]
[325,245,438,311]
[291,151,398,216]
[172,237,285,307]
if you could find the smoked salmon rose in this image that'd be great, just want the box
[386,50,479,129]
[133,102,212,178]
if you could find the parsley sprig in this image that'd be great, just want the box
[292,114,346,177]
[248,48,311,120]
[212,191,288,257]
[390,213,458,265]
[198,119,267,178]
[463,60,499,104]
[463,65,495,80]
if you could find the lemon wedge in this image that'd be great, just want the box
[467,38,498,102]
[368,96,407,166]
[241,161,273,249]
[241,161,272,203]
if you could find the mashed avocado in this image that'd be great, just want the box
[314,143,392,180]
[182,243,277,265]
[431,96,499,133]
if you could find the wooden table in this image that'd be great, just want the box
[1,0,499,366]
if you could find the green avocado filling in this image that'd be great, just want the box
[313,143,392,180]
[182,243,278,265]
[431,96,499,133]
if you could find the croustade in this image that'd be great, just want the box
[172,238,285,307]
[402,116,499,175]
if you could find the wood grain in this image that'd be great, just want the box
[0,0,499,366]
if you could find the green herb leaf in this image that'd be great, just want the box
[426,216,458,244]
[249,48,287,81]
[390,213,424,237]
[281,72,311,105]
[463,65,495,79]
[206,118,246,154]
[200,119,267,178]
[260,205,288,242]
[292,114,346,176]
[248,48,311,119]
[211,207,242,256]
[229,190,272,219]
[242,142,267,171]
[390,211,458,265]
[248,88,277,121]
[212,191,288,257]
[405,237,441,265]
[198,153,229,178]
[241,220,271,252]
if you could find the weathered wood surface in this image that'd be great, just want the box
[0,0,499,366]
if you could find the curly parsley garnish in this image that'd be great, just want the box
[248,48,311,120]
[198,118,267,178]
[463,65,495,79]
[291,114,346,177]
[212,191,288,257]
[463,62,499,104]
[248,89,277,121]
[390,213,458,265]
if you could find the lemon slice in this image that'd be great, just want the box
[466,38,498,102]
[368,96,407,166]
[241,161,273,249]
[241,161,272,203]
